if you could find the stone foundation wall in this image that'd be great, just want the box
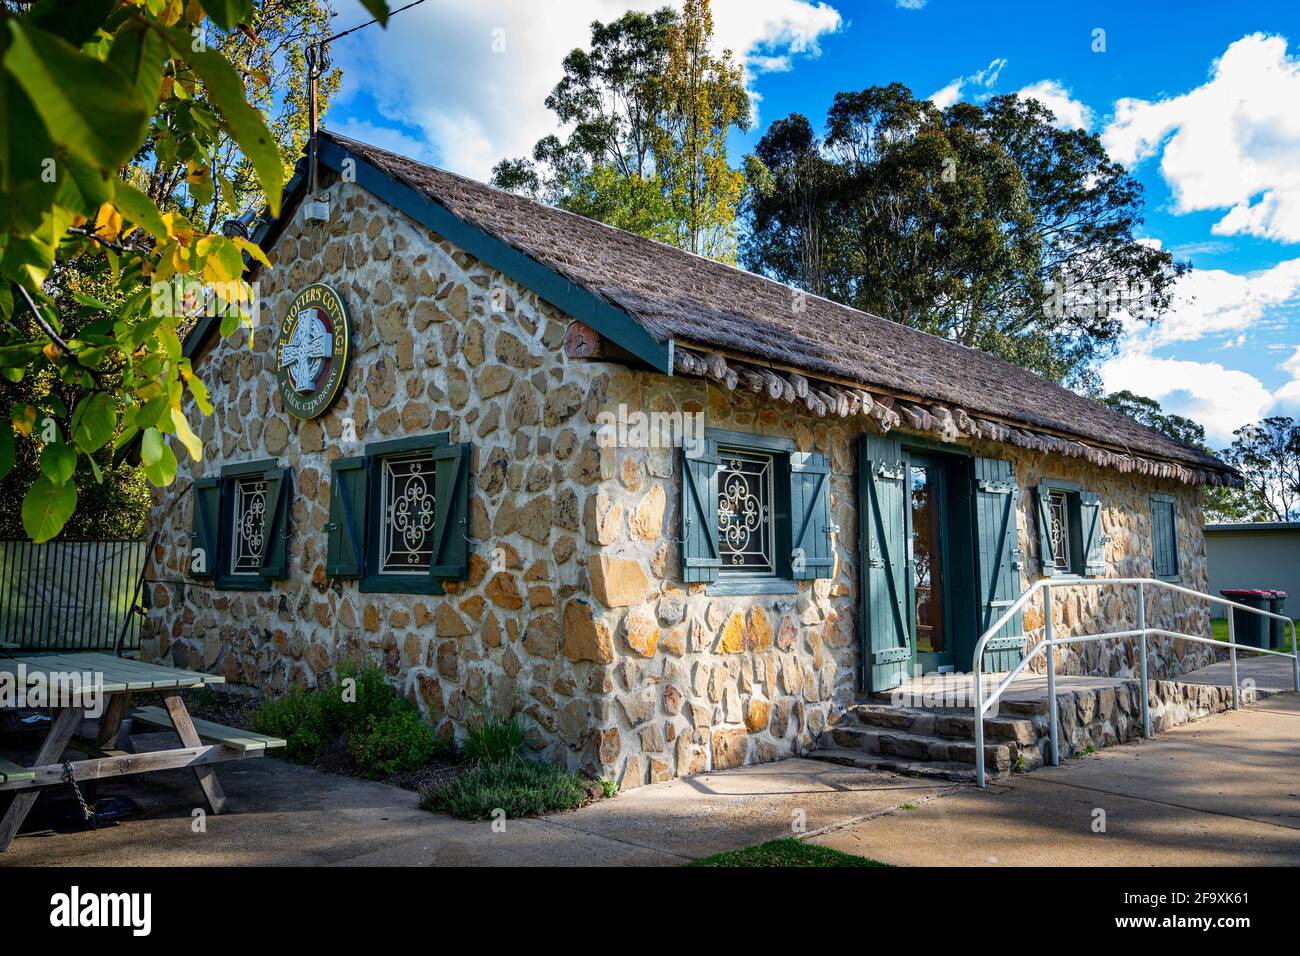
[1012,678,1266,771]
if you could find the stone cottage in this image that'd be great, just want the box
[141,131,1240,787]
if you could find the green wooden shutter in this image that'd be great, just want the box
[681,439,721,584]
[1080,490,1104,576]
[189,476,220,579]
[429,442,470,580]
[258,467,292,579]
[325,456,367,578]
[790,450,833,580]
[973,458,1025,673]
[1150,494,1177,577]
[1033,485,1059,577]
[860,433,910,693]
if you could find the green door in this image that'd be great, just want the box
[860,434,911,693]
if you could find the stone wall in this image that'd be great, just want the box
[585,371,1213,788]
[143,174,1215,789]
[144,178,628,773]
[1013,452,1213,679]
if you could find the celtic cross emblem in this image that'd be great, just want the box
[279,308,333,393]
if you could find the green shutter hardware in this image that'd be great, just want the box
[429,442,470,580]
[680,439,721,584]
[258,467,292,579]
[189,476,221,579]
[790,450,833,580]
[325,456,367,578]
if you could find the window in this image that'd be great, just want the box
[717,449,776,575]
[1047,490,1071,571]
[1034,480,1104,578]
[378,450,437,574]
[1150,493,1179,579]
[681,429,833,595]
[230,475,268,575]
[190,460,292,589]
[325,434,470,593]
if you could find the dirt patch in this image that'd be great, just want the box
[307,734,463,793]
[131,686,262,730]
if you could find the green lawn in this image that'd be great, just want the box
[687,837,890,868]
[1210,617,1298,651]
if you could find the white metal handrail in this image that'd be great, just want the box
[972,577,1299,788]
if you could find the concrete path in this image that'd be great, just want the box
[0,747,952,866]
[1182,651,1299,693]
[3,683,1297,867]
[810,693,1300,866]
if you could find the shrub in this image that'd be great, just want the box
[347,706,440,779]
[252,687,332,763]
[420,758,591,819]
[251,661,444,772]
[462,710,527,765]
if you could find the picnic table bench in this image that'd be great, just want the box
[0,651,284,852]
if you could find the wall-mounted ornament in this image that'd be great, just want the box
[275,283,350,420]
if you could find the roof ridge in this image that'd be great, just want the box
[316,129,1230,475]
[322,131,1086,378]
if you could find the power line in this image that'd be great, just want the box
[324,0,430,46]
[307,0,432,201]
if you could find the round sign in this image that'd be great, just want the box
[275,283,350,420]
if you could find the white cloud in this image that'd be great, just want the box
[1100,352,1276,447]
[1016,79,1093,130]
[928,57,1006,109]
[331,0,842,180]
[1102,33,1300,243]
[928,79,963,110]
[328,118,435,163]
[1274,346,1300,413]
[896,0,927,9]
[1100,254,1300,444]
[1125,257,1300,349]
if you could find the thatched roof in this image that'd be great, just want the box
[315,132,1233,480]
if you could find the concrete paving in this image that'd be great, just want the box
[3,677,1297,867]
[811,693,1300,866]
[0,751,956,866]
[1182,651,1300,693]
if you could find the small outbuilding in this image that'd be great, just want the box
[1205,522,1299,618]
[142,132,1240,784]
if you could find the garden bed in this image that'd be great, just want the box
[157,667,608,818]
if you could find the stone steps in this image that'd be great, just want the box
[811,747,981,783]
[826,722,1022,772]
[815,675,1267,781]
[845,703,1038,745]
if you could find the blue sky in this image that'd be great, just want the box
[324,0,1300,447]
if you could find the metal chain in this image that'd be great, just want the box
[61,760,97,829]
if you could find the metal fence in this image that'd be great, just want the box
[0,538,149,652]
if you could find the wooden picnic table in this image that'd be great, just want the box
[0,651,283,852]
